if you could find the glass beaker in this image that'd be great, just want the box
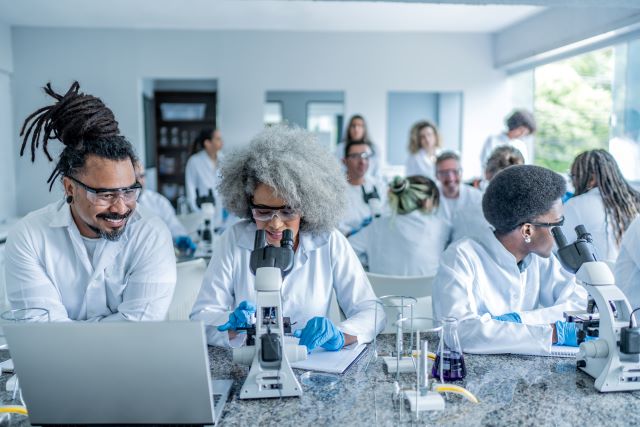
[431,316,466,381]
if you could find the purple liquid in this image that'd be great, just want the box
[431,350,466,381]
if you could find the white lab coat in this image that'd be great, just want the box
[480,133,530,167]
[561,188,623,263]
[4,200,177,321]
[432,224,587,355]
[190,220,385,347]
[614,216,640,311]
[405,149,436,179]
[138,189,187,238]
[449,199,489,244]
[437,184,483,225]
[185,150,223,218]
[339,178,387,236]
[348,210,451,276]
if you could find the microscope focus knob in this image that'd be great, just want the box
[579,339,609,359]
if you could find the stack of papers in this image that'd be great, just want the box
[291,343,367,374]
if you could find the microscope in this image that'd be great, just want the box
[231,229,307,399]
[553,225,640,392]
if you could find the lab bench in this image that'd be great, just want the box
[2,333,640,426]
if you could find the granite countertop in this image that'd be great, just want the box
[2,333,640,426]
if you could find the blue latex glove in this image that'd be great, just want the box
[174,235,196,253]
[217,301,256,332]
[293,316,345,352]
[492,312,522,323]
[555,321,583,346]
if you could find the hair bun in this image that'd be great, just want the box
[390,176,409,194]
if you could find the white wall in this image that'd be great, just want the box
[10,27,511,215]
[0,23,16,221]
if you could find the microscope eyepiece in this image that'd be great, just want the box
[254,229,267,250]
[551,226,568,249]
[281,229,294,249]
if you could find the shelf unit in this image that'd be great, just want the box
[154,91,216,207]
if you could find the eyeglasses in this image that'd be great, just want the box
[250,203,300,222]
[345,152,372,160]
[523,216,565,228]
[68,176,141,207]
[436,168,462,178]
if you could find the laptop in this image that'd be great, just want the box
[3,321,232,426]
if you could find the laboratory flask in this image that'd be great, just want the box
[432,316,466,381]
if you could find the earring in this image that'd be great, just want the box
[66,195,73,204]
[524,235,531,243]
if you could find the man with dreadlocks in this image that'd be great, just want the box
[5,82,176,321]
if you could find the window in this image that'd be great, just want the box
[264,102,283,126]
[306,102,344,152]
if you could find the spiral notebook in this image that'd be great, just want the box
[548,345,580,358]
[290,343,368,374]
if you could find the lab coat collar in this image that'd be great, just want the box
[474,225,534,273]
[236,220,330,259]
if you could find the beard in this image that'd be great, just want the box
[89,210,133,242]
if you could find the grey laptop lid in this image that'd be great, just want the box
[4,321,226,425]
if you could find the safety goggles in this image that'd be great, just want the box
[345,152,372,160]
[436,168,462,178]
[68,176,141,207]
[523,216,565,228]
[250,202,300,222]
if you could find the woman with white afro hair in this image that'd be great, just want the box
[191,125,385,351]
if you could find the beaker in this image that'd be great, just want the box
[431,316,466,381]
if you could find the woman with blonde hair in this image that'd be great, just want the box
[405,120,442,179]
[348,175,450,276]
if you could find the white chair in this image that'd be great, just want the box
[167,258,207,321]
[366,272,434,334]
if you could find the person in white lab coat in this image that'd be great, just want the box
[405,120,441,179]
[433,165,588,355]
[5,81,176,321]
[479,109,536,167]
[338,140,387,236]
[135,162,187,238]
[349,175,450,276]
[451,146,524,243]
[185,128,224,221]
[562,149,640,264]
[335,115,381,180]
[190,125,385,351]
[614,217,640,311]
[435,151,483,225]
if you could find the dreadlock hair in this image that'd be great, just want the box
[388,175,439,215]
[19,81,137,191]
[190,127,215,155]
[571,149,640,246]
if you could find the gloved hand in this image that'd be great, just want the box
[555,320,580,346]
[174,235,196,254]
[492,312,522,323]
[217,301,256,332]
[293,316,345,352]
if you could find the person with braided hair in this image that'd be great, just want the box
[348,175,450,276]
[561,149,640,263]
[5,82,176,321]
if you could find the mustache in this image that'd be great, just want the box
[97,210,133,221]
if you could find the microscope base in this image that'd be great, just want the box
[403,389,445,413]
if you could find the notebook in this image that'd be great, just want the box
[548,345,580,357]
[291,342,368,373]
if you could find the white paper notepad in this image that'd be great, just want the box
[290,343,367,374]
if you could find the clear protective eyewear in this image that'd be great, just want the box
[68,175,141,207]
[346,151,372,161]
[436,168,462,178]
[250,203,300,222]
[524,216,565,228]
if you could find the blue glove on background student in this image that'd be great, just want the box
[293,316,345,352]
[218,301,256,331]
[492,312,522,323]
[174,235,196,254]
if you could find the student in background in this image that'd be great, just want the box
[405,120,441,179]
[435,151,483,225]
[349,176,450,276]
[562,149,640,263]
[451,146,525,243]
[338,140,387,236]
[6,82,176,321]
[480,109,536,166]
[433,165,587,355]
[335,115,380,179]
[185,128,223,215]
[190,125,384,350]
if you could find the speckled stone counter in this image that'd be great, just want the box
[2,333,640,426]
